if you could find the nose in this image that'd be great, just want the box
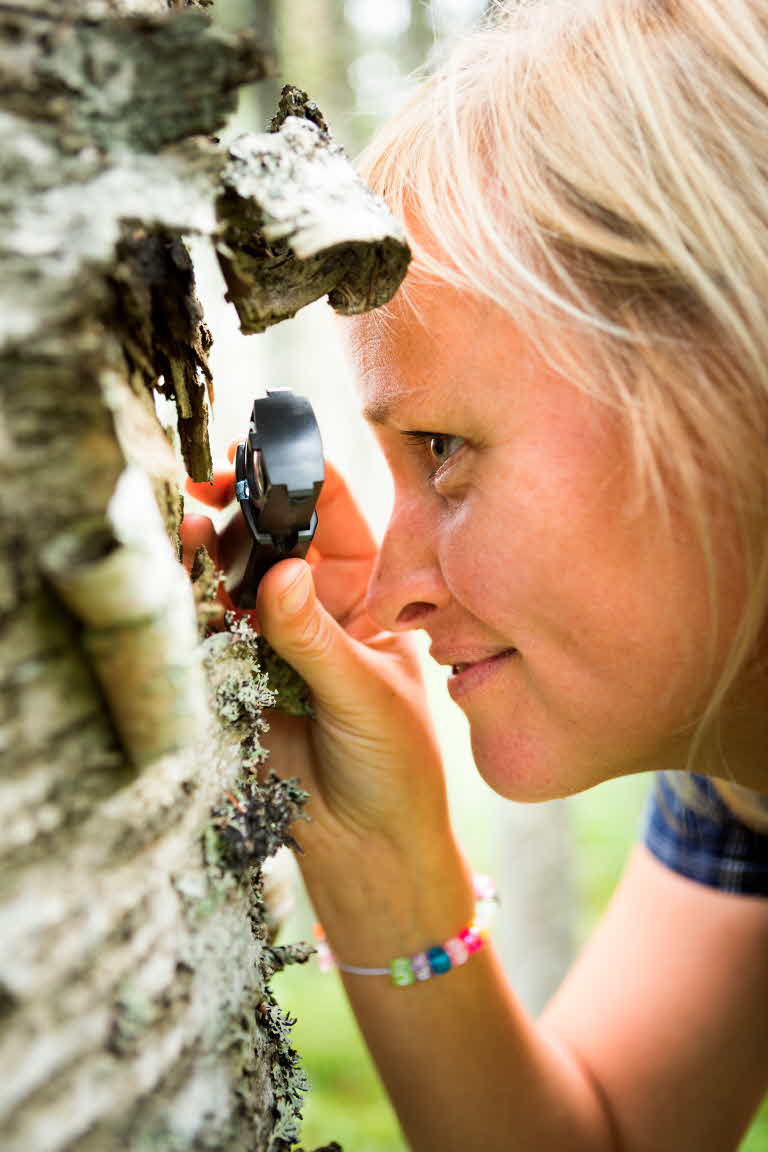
[365,493,450,631]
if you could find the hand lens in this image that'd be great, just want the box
[231,388,324,609]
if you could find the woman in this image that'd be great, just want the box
[185,2,768,1148]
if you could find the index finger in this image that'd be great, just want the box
[185,469,236,510]
[184,440,239,510]
[187,454,377,560]
[312,460,378,561]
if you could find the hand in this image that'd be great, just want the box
[183,455,451,877]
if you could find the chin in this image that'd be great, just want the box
[469,724,585,803]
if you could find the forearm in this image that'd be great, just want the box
[300,833,616,1152]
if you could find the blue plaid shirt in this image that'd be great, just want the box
[643,772,768,896]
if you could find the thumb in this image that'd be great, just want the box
[256,560,373,714]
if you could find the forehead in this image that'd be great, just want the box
[346,287,515,424]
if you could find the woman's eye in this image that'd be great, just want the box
[401,430,467,482]
[426,433,464,469]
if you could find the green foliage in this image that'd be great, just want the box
[744,1107,768,1152]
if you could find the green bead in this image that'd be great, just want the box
[390,956,415,987]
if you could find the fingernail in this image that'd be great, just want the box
[279,568,310,616]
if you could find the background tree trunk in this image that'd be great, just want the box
[0,3,407,1150]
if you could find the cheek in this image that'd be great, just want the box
[438,478,724,767]
[437,483,559,636]
[438,499,512,616]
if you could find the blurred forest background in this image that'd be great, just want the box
[187,2,768,1148]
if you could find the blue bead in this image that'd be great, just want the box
[427,945,452,975]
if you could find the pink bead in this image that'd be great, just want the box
[459,927,483,954]
[444,937,469,966]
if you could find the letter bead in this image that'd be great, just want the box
[411,951,432,980]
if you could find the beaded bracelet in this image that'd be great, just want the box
[312,874,499,989]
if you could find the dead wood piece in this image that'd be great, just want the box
[190,544,224,634]
[270,83,329,134]
[112,224,214,482]
[216,99,411,334]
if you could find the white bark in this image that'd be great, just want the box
[0,3,408,1149]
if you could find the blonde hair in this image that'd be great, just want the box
[359,0,768,791]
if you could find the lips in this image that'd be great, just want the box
[444,648,517,699]
[430,644,517,671]
[451,650,514,675]
[428,643,518,700]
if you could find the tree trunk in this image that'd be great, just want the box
[0,3,408,1150]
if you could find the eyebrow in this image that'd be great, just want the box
[362,397,398,426]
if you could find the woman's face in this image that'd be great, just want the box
[349,285,747,801]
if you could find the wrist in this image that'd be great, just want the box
[298,826,476,965]
[314,871,499,988]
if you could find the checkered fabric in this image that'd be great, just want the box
[643,772,768,896]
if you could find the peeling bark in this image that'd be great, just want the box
[216,85,411,333]
[112,224,214,482]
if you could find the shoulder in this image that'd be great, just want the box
[643,771,768,896]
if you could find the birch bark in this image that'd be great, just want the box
[0,3,407,1149]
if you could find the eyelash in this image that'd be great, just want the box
[402,431,466,482]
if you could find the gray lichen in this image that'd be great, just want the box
[206,616,310,870]
[203,611,319,1151]
[189,553,312,714]
[208,613,277,766]
[262,942,315,978]
[210,771,310,875]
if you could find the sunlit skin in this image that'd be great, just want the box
[349,285,766,800]
[182,280,768,1152]
[184,280,768,814]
